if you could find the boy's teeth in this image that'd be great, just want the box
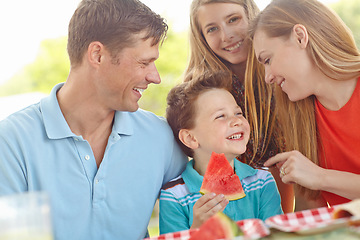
[228,133,243,139]
[133,88,144,96]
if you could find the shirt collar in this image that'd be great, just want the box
[234,159,258,179]
[41,83,134,140]
[41,83,75,139]
[182,160,202,193]
[113,111,133,136]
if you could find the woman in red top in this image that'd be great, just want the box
[250,0,360,211]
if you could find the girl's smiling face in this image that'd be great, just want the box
[197,2,250,66]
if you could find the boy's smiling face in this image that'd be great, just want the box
[188,88,250,162]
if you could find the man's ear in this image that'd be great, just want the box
[179,129,199,149]
[87,41,104,66]
[292,24,308,49]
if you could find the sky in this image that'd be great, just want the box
[0,0,339,85]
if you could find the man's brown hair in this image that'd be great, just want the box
[67,0,168,67]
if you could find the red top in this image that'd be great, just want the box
[315,77,360,206]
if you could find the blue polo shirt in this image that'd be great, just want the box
[0,83,187,240]
[159,159,283,234]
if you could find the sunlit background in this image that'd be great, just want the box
[0,0,358,119]
[0,0,340,85]
[2,0,356,120]
[0,0,358,237]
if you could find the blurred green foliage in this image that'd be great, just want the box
[0,30,189,117]
[0,0,358,117]
[139,31,189,116]
[0,37,69,96]
[331,0,360,48]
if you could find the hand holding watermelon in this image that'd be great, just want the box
[191,192,229,229]
[191,152,245,229]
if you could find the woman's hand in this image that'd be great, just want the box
[265,150,360,201]
[264,150,325,190]
[191,193,229,229]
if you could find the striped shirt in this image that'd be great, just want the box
[159,159,283,234]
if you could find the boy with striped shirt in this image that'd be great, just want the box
[160,71,283,234]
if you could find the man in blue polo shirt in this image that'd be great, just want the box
[0,0,187,239]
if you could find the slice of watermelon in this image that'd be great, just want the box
[189,212,243,240]
[200,152,246,201]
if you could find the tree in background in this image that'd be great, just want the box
[0,30,189,117]
[0,37,69,96]
[139,31,188,116]
[0,0,358,116]
[331,0,360,48]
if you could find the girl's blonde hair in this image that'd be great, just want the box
[186,0,276,163]
[249,0,360,199]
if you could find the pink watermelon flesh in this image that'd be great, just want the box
[200,152,245,200]
[189,212,243,240]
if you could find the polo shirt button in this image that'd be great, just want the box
[84,155,90,160]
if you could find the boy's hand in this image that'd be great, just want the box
[191,193,229,229]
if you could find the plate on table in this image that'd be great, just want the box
[265,206,357,235]
[236,218,270,239]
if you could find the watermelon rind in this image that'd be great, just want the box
[189,212,243,240]
[199,188,245,201]
[218,212,244,237]
[200,152,246,201]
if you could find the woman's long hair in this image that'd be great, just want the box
[186,0,276,163]
[249,0,360,199]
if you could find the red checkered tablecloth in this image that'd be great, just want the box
[145,218,269,240]
[145,206,360,239]
[145,229,197,240]
[265,206,335,233]
[236,218,270,239]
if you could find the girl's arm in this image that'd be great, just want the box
[294,192,327,212]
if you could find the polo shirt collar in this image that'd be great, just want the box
[113,111,133,136]
[41,83,134,140]
[41,83,75,140]
[234,159,258,180]
[182,158,258,194]
[182,160,202,193]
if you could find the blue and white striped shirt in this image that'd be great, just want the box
[159,159,283,234]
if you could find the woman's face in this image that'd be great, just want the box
[253,28,315,102]
[197,2,249,66]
